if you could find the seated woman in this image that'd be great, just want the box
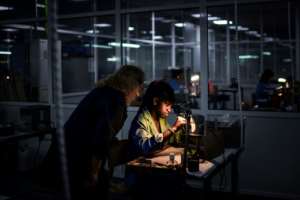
[128,80,186,158]
[127,80,187,199]
[255,69,277,108]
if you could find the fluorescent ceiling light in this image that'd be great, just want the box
[2,28,17,32]
[208,16,219,21]
[107,56,118,62]
[174,23,185,28]
[191,13,207,18]
[6,24,33,29]
[283,58,292,63]
[239,55,259,60]
[153,35,163,40]
[128,26,135,31]
[5,24,45,31]
[246,30,258,35]
[108,42,140,48]
[37,26,45,31]
[0,6,13,11]
[36,3,46,8]
[278,78,286,83]
[264,37,274,42]
[84,44,112,49]
[94,23,111,28]
[213,20,231,25]
[263,51,271,56]
[191,13,204,18]
[0,51,12,55]
[191,14,201,18]
[229,25,249,31]
[246,30,261,38]
[161,19,176,23]
[86,29,99,34]
[154,17,165,21]
[254,33,261,37]
[3,38,14,43]
[167,66,180,70]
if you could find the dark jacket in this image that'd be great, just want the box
[42,86,127,198]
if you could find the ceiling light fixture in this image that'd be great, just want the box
[213,20,230,25]
[229,25,249,31]
[107,56,118,62]
[208,16,219,21]
[128,26,135,31]
[94,23,111,28]
[263,51,271,56]
[174,23,185,28]
[86,29,99,34]
[0,6,13,11]
[108,42,140,48]
[36,4,46,8]
[0,51,12,55]
[84,44,112,49]
[153,35,163,40]
[2,28,17,32]
[239,55,259,60]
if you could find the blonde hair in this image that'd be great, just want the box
[96,65,144,95]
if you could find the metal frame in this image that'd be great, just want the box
[0,0,298,117]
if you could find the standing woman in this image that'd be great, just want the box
[42,65,144,200]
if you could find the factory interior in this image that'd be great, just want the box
[0,0,300,199]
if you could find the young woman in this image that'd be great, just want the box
[129,80,186,157]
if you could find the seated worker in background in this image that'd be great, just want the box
[128,80,186,158]
[41,65,144,200]
[168,68,185,94]
[255,69,277,108]
[167,68,187,103]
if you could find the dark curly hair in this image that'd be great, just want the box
[140,80,175,111]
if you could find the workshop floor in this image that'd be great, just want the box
[0,173,290,200]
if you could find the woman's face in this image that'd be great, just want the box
[158,101,173,118]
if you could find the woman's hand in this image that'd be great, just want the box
[171,116,187,132]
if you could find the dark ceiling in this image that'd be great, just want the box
[0,0,298,46]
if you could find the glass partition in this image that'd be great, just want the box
[0,0,299,112]
[121,0,201,9]
[58,0,93,15]
[59,18,95,96]
[58,0,114,14]
[122,9,201,108]
[94,16,116,80]
[207,5,237,110]
[0,1,36,20]
[208,1,299,112]
[0,22,47,102]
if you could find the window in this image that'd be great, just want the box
[208,1,299,112]
[0,22,47,102]
[122,9,202,108]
